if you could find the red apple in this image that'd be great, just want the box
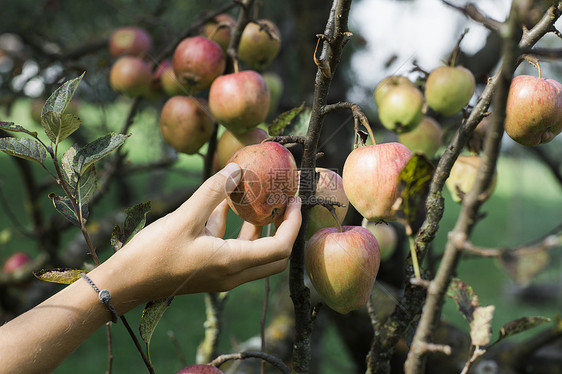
[109,56,152,97]
[200,14,236,52]
[2,252,31,273]
[172,36,226,92]
[425,65,475,116]
[176,365,224,374]
[374,75,415,107]
[342,143,412,222]
[238,19,281,71]
[505,75,562,145]
[216,127,268,170]
[301,168,349,240]
[226,142,298,226]
[305,226,380,314]
[445,155,497,203]
[209,70,270,134]
[160,96,214,155]
[377,84,425,133]
[109,26,152,58]
[362,218,398,262]
[397,116,443,158]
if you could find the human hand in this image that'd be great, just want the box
[93,163,302,310]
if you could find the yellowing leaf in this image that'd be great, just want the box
[34,268,86,284]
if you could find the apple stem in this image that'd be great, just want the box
[521,54,542,79]
[409,236,422,280]
[233,58,240,74]
[328,206,343,232]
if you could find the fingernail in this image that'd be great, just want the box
[221,163,241,192]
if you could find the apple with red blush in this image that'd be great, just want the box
[305,226,380,314]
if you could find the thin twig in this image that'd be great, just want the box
[210,351,291,374]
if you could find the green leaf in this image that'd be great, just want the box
[41,111,82,145]
[34,268,85,284]
[498,248,549,285]
[61,144,79,186]
[470,305,495,347]
[394,154,434,235]
[42,73,84,117]
[122,201,152,244]
[286,106,311,137]
[0,137,47,165]
[49,193,88,226]
[446,278,479,323]
[268,102,306,136]
[76,165,98,205]
[0,121,39,138]
[140,298,172,363]
[496,316,551,343]
[110,226,122,251]
[74,133,130,175]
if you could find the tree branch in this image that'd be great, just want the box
[289,1,353,372]
[404,4,522,372]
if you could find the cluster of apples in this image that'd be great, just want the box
[107,26,154,98]
[158,15,281,156]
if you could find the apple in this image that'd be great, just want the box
[504,75,562,145]
[226,142,298,226]
[397,116,443,158]
[342,143,412,222]
[425,65,475,116]
[305,226,380,314]
[158,61,189,97]
[209,70,270,134]
[109,56,152,97]
[160,96,214,155]
[2,252,31,273]
[301,168,349,240]
[445,155,497,203]
[467,115,490,153]
[200,14,236,52]
[374,75,415,107]
[176,365,224,374]
[377,84,425,133]
[262,72,284,117]
[216,127,268,170]
[237,19,281,71]
[172,36,226,92]
[109,26,152,58]
[362,218,398,262]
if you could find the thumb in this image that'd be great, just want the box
[176,163,242,233]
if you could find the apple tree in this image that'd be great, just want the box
[1,0,562,373]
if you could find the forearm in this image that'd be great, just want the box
[0,252,140,374]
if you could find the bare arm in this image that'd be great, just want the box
[0,163,302,374]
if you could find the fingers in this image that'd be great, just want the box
[222,196,302,267]
[176,163,241,235]
[238,221,262,241]
[205,199,229,238]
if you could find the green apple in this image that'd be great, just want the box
[377,84,425,133]
[374,75,414,106]
[238,19,281,71]
[398,116,443,158]
[425,65,475,116]
[445,155,497,203]
[362,218,398,262]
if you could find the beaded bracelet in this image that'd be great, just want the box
[80,273,119,323]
